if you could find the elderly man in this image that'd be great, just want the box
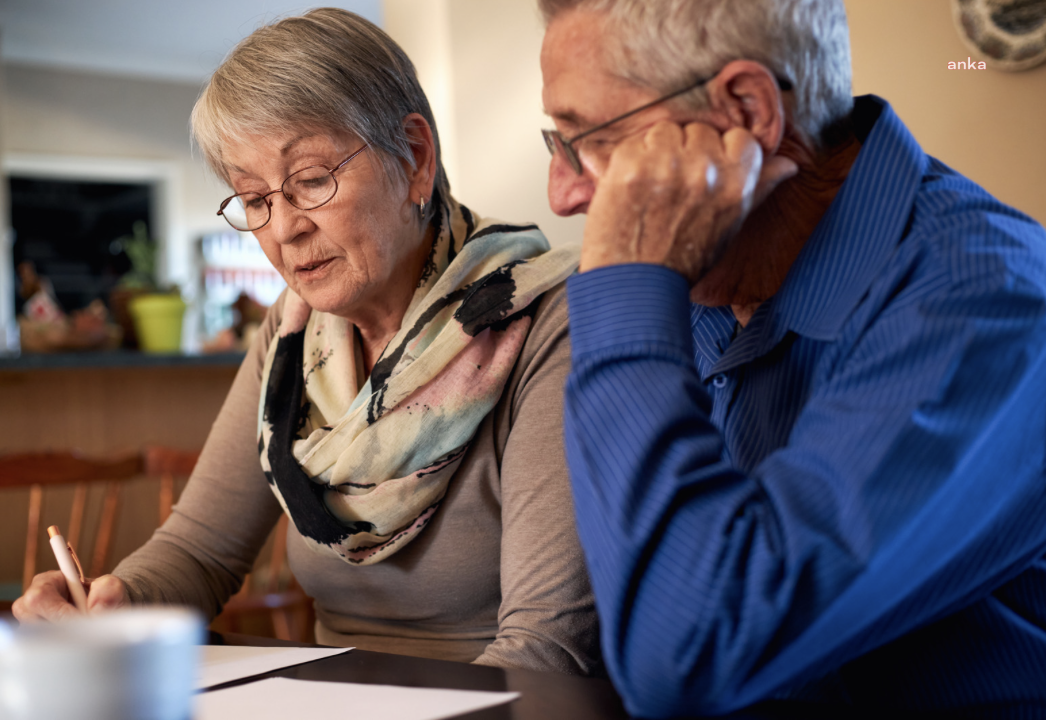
[540,0,1046,716]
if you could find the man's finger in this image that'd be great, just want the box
[718,128,798,208]
[644,120,687,148]
[682,121,726,151]
[753,155,800,207]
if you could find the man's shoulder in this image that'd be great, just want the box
[915,158,1044,232]
[902,159,1046,288]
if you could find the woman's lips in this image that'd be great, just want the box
[294,257,335,281]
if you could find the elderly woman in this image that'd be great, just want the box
[14,8,599,675]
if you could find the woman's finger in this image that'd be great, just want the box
[11,571,84,623]
[86,574,130,613]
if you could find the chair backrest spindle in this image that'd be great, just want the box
[0,448,196,591]
[67,483,89,550]
[2,447,312,642]
[23,485,43,594]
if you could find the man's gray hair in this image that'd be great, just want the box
[538,0,854,148]
[192,7,448,225]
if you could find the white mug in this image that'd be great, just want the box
[0,607,204,720]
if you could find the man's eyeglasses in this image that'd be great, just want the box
[217,145,369,232]
[542,73,793,175]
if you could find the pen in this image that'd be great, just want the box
[47,525,88,612]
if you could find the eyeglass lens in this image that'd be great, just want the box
[542,130,582,175]
[220,165,338,232]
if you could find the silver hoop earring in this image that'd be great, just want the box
[418,197,427,214]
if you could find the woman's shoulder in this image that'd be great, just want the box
[503,277,572,413]
[239,289,289,377]
[254,289,288,349]
[525,278,569,352]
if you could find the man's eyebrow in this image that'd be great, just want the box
[545,108,587,129]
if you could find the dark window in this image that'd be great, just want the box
[9,176,152,314]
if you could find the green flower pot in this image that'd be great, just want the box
[129,294,186,353]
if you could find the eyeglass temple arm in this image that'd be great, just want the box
[567,78,709,146]
[566,73,793,147]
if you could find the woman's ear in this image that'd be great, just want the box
[402,113,437,205]
[705,60,786,155]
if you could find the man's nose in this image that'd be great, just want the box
[547,151,596,217]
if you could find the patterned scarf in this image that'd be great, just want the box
[258,198,578,565]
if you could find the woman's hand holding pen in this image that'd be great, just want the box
[12,572,130,622]
[12,524,130,622]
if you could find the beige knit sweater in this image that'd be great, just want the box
[113,282,601,676]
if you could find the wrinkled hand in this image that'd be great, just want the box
[12,571,129,623]
[580,121,799,283]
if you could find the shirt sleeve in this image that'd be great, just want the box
[472,285,604,676]
[112,301,285,617]
[564,262,1046,716]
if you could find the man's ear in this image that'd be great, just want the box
[706,60,786,155]
[402,112,437,204]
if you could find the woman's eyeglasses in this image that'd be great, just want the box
[217,145,369,232]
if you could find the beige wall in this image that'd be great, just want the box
[3,1,1041,310]
[389,0,1045,238]
[385,0,587,247]
[845,0,1045,225]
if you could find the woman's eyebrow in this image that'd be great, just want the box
[280,133,319,154]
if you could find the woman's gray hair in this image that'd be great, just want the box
[192,7,448,226]
[538,0,854,149]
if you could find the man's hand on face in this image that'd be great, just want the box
[580,120,798,283]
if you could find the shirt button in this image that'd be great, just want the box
[712,374,728,389]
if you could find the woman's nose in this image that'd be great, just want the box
[547,152,596,217]
[265,194,310,244]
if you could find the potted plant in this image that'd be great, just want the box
[111,221,185,353]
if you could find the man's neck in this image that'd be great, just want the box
[692,127,863,327]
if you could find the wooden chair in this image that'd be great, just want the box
[210,513,314,643]
[0,447,312,642]
[0,449,147,596]
[144,445,199,525]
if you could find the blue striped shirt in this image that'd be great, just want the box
[563,96,1046,717]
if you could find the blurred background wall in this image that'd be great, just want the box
[1,0,1043,320]
[384,0,586,247]
[844,0,1046,226]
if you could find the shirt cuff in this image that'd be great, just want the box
[566,264,694,358]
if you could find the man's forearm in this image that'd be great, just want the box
[564,265,812,714]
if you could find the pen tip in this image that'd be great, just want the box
[47,525,61,539]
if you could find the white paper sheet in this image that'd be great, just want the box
[198,645,353,689]
[197,677,520,720]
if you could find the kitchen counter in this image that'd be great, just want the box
[0,352,244,584]
[0,349,244,371]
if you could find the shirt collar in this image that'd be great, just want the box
[697,96,928,378]
[767,95,928,343]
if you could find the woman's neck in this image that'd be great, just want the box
[353,224,436,375]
